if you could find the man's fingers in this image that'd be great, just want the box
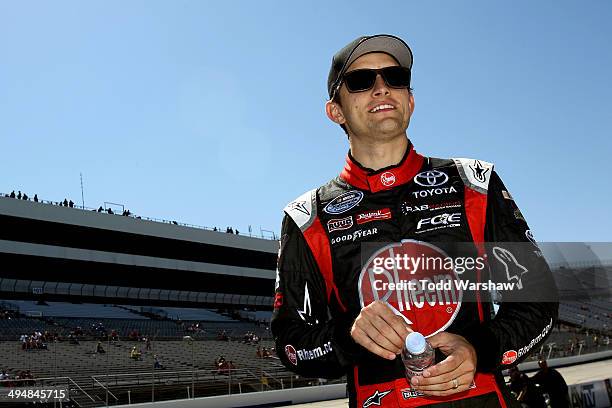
[351,327,396,360]
[412,356,472,386]
[411,372,474,396]
[425,332,449,349]
[369,313,406,352]
[355,312,403,354]
[423,353,461,378]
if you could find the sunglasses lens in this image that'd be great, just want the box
[342,67,411,93]
[344,70,377,92]
[382,67,411,88]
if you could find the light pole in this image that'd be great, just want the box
[183,336,194,398]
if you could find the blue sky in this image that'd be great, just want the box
[1,1,611,241]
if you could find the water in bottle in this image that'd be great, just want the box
[401,332,434,379]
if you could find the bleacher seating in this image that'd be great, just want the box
[2,300,146,319]
[152,307,236,322]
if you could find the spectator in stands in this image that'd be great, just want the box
[130,346,142,361]
[217,330,229,341]
[9,191,15,198]
[154,355,165,370]
[110,329,119,341]
[107,208,114,214]
[33,194,38,202]
[97,206,103,212]
[213,227,218,231]
[256,346,262,358]
[96,341,106,354]
[128,330,140,341]
[532,359,569,408]
[145,337,151,350]
[17,191,22,199]
[69,333,80,345]
[22,193,28,200]
[68,200,74,207]
[63,198,68,206]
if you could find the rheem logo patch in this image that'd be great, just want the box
[358,240,463,337]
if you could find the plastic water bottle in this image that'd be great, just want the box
[401,332,434,379]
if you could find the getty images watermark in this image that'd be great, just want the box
[358,240,612,305]
[368,252,515,292]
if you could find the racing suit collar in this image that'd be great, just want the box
[340,142,425,192]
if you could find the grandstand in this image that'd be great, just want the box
[1,195,611,406]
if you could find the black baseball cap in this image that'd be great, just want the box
[327,34,413,99]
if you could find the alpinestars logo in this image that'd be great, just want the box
[492,247,528,289]
[287,200,310,216]
[469,160,490,183]
[363,389,391,407]
[296,282,318,325]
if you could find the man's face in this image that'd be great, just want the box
[327,52,414,140]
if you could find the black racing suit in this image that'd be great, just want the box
[271,143,558,407]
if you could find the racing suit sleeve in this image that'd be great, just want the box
[463,170,559,370]
[270,215,361,378]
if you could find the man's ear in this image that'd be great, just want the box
[326,100,346,125]
[408,93,415,115]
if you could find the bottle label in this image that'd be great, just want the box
[404,367,423,378]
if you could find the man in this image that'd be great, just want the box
[271,34,558,407]
[509,367,546,408]
[531,359,569,407]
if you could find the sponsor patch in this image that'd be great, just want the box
[327,216,353,232]
[517,318,553,358]
[331,227,378,245]
[401,388,424,400]
[324,191,364,215]
[285,345,297,366]
[411,186,458,198]
[297,341,333,361]
[416,212,462,234]
[363,389,391,408]
[414,170,449,187]
[401,201,462,215]
[501,350,518,365]
[380,172,396,187]
[357,208,392,224]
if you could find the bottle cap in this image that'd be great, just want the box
[405,332,427,354]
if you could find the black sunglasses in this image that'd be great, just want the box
[341,66,411,93]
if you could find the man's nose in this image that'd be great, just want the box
[372,73,390,96]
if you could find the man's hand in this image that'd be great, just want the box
[409,332,477,396]
[350,301,411,360]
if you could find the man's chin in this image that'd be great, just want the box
[372,119,407,136]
